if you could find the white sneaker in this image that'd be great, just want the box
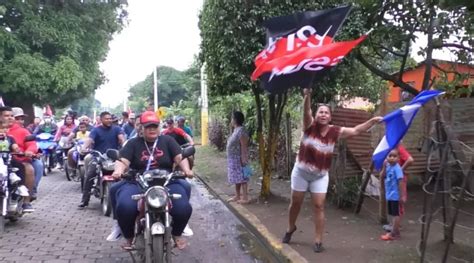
[9,173,22,185]
[16,185,30,197]
[106,221,123,241]
[182,224,193,237]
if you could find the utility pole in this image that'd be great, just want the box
[200,63,209,146]
[153,66,158,111]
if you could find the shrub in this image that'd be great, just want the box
[208,118,229,151]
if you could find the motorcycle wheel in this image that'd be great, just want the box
[152,235,165,263]
[102,182,112,217]
[79,166,85,193]
[47,154,54,174]
[65,162,72,181]
[42,155,48,176]
[165,227,172,263]
[0,215,5,233]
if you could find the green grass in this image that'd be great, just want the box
[194,145,227,182]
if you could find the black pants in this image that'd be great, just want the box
[81,154,98,203]
[11,159,26,183]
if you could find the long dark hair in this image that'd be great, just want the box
[232,111,245,126]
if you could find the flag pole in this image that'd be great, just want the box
[200,63,209,146]
[153,66,158,112]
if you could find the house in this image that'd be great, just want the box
[387,60,474,103]
[382,60,474,184]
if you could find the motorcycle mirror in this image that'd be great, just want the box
[106,149,120,161]
[181,146,195,159]
[24,135,36,142]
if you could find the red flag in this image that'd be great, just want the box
[251,35,367,81]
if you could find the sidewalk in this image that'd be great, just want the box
[194,146,474,263]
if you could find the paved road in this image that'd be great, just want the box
[0,170,275,262]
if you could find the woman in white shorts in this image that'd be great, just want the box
[282,88,382,253]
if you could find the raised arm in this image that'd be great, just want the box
[340,116,383,139]
[303,88,313,131]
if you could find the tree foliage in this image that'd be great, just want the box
[127,65,200,113]
[354,0,473,95]
[0,0,126,111]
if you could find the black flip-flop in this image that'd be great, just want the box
[313,242,324,253]
[282,226,297,244]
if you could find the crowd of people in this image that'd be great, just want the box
[1,91,416,255]
[0,106,196,249]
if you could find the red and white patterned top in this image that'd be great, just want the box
[295,121,341,175]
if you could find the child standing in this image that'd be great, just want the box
[381,149,405,240]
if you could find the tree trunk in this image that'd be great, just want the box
[251,85,288,198]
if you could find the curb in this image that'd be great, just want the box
[195,172,308,263]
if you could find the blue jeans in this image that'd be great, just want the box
[31,159,44,194]
[110,179,193,239]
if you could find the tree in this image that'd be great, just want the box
[354,1,472,95]
[70,96,101,117]
[199,0,382,197]
[127,66,195,112]
[0,0,126,119]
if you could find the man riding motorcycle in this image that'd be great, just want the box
[33,115,58,135]
[2,107,38,212]
[110,111,193,250]
[78,111,125,208]
[162,118,194,169]
[11,108,45,202]
[176,116,193,137]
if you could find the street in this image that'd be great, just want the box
[0,170,275,263]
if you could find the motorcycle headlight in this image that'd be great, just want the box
[102,160,115,171]
[145,186,168,208]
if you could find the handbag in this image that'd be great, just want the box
[242,164,253,178]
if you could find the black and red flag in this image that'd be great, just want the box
[251,5,367,94]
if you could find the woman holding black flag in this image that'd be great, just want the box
[282,88,382,253]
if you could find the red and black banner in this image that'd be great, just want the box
[252,5,367,94]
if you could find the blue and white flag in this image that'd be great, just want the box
[372,90,444,170]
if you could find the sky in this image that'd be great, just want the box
[96,0,203,108]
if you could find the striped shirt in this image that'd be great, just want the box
[296,122,341,175]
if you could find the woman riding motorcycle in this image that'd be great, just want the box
[110,111,193,250]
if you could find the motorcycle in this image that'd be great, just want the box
[0,152,30,233]
[57,137,74,181]
[108,145,195,263]
[35,133,57,176]
[87,149,119,216]
[69,139,87,190]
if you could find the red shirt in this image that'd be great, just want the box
[296,122,341,174]
[7,123,38,161]
[162,127,187,137]
[398,145,411,167]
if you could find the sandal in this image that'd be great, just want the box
[173,236,187,250]
[237,199,250,204]
[380,233,400,241]
[313,242,325,253]
[282,226,297,244]
[227,196,240,202]
[120,240,134,251]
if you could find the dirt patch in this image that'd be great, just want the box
[195,145,474,263]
